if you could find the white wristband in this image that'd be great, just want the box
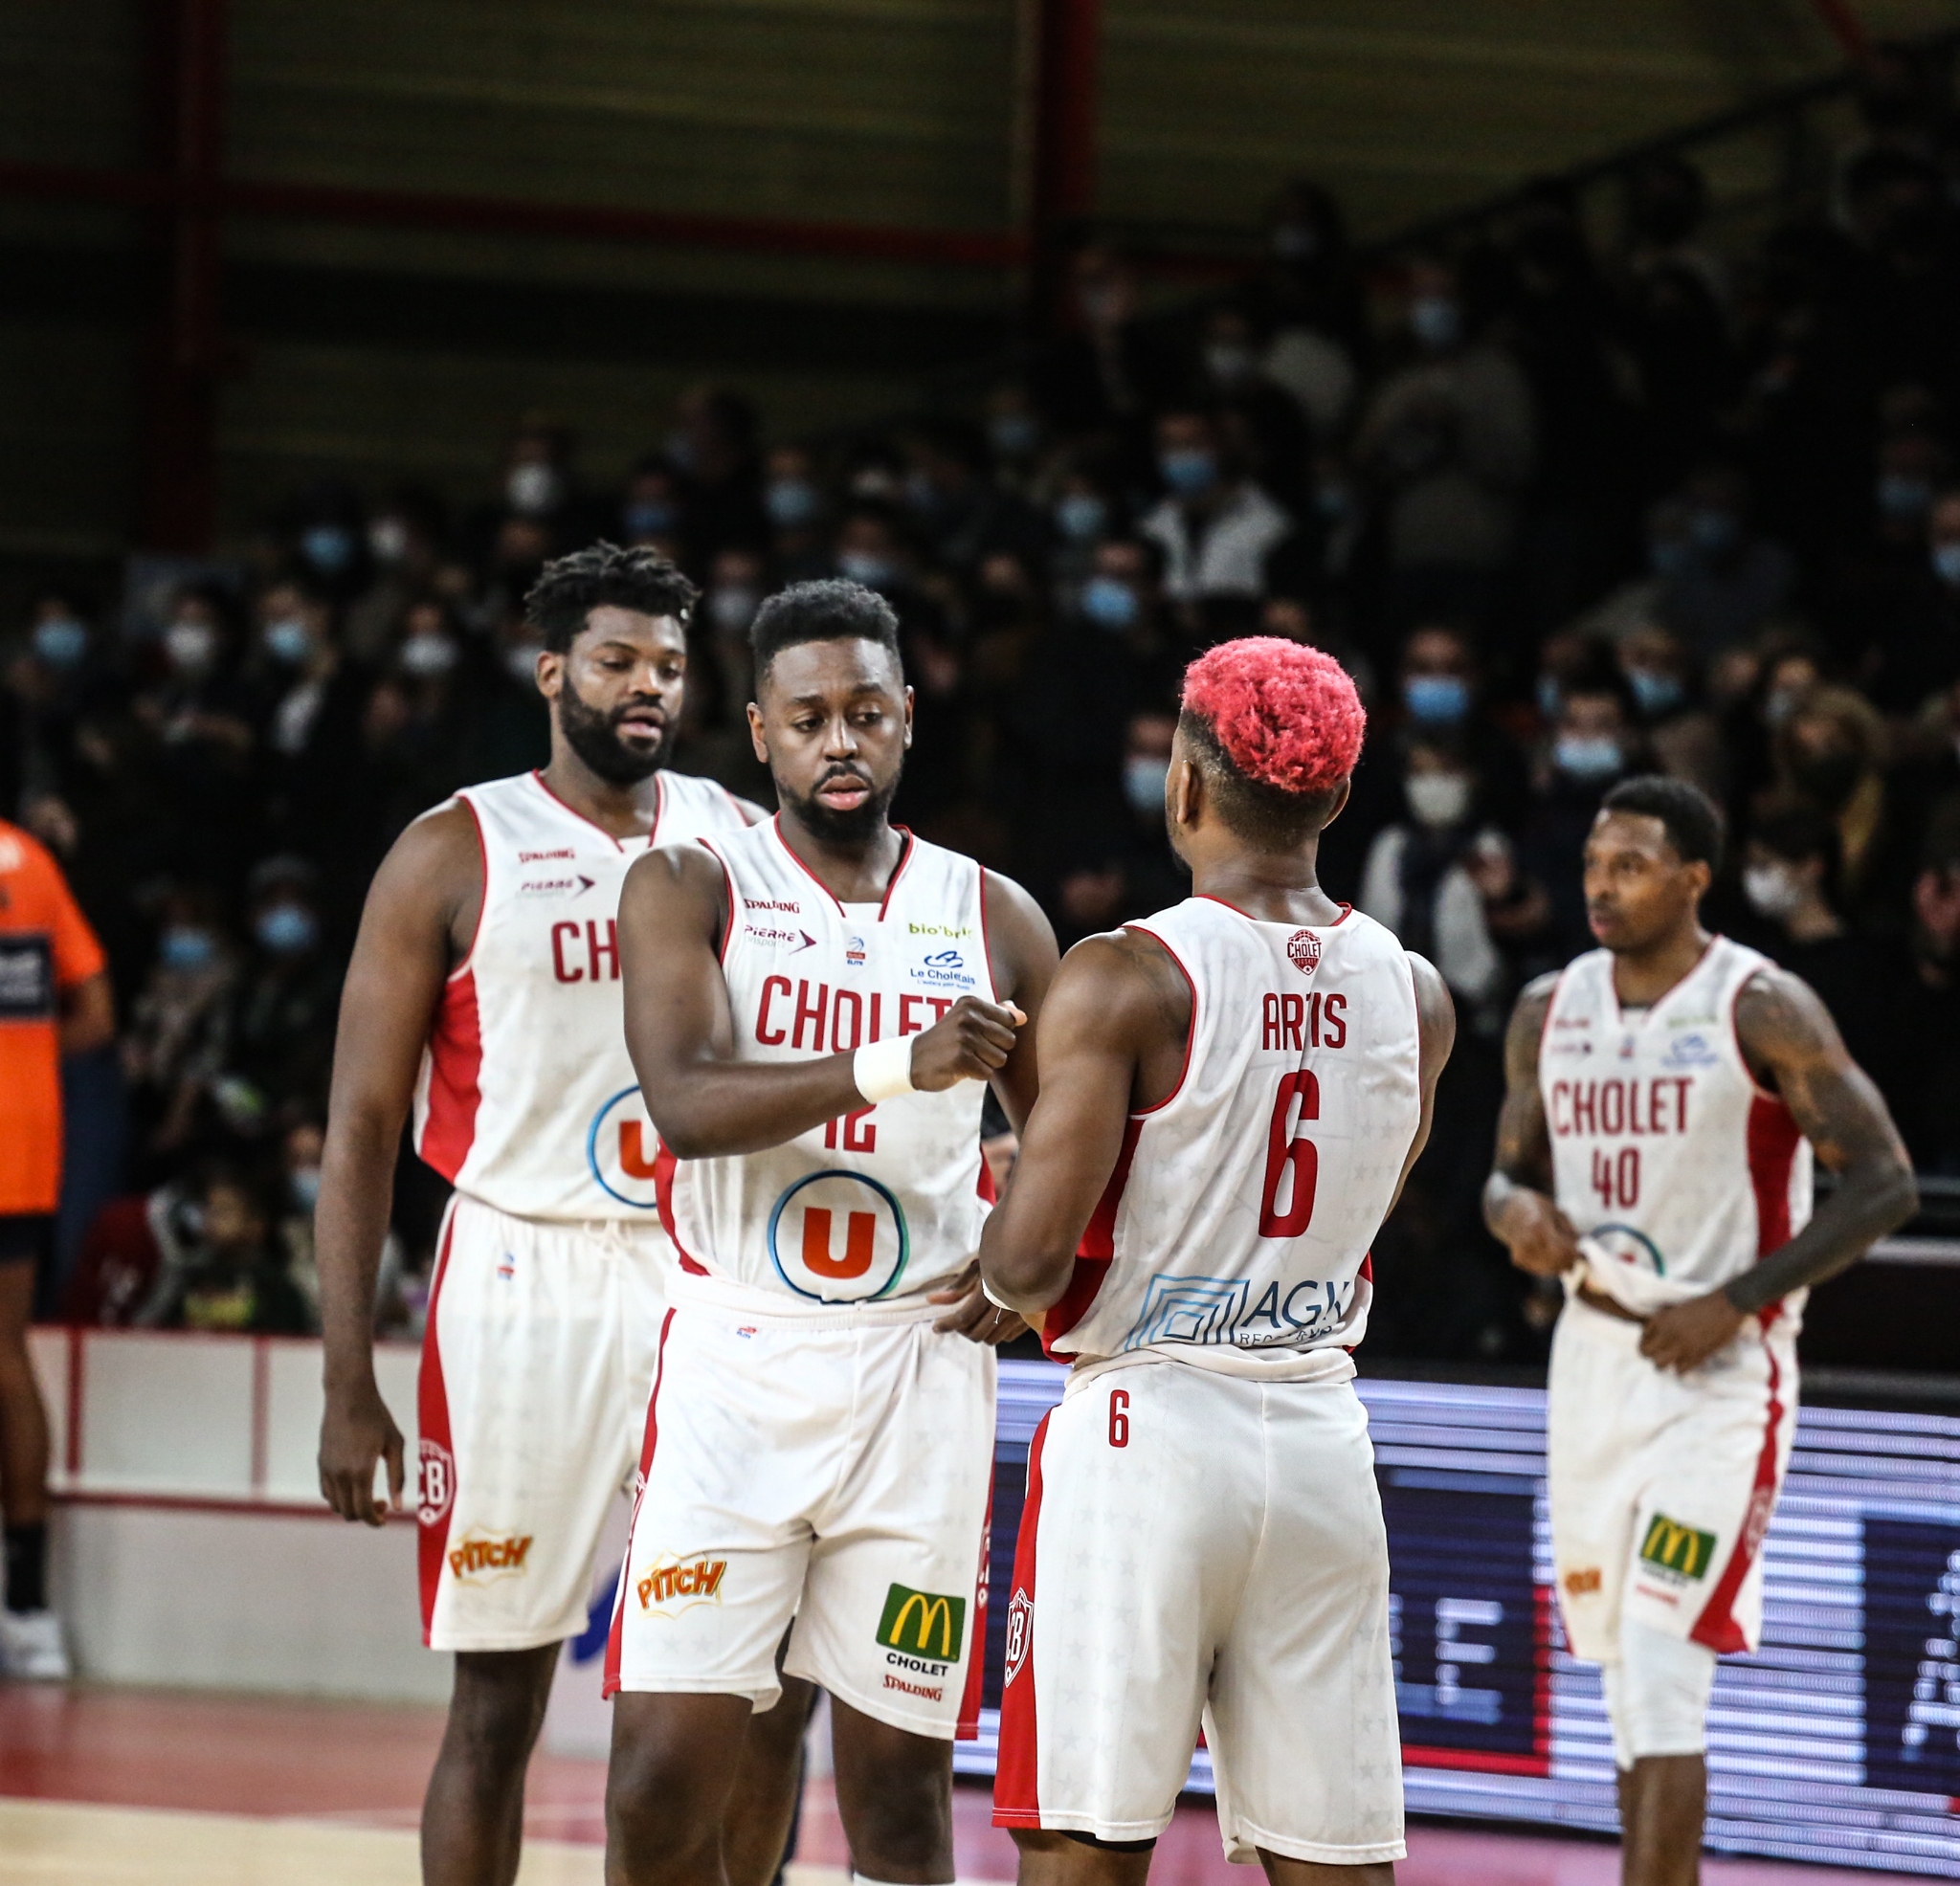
[853,1035,916,1104]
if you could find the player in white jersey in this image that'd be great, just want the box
[1485,776,1915,1886]
[979,638,1456,1884]
[315,545,809,1886]
[605,579,1059,1886]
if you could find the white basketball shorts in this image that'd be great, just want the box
[417,1193,673,1653]
[604,1274,996,1741]
[993,1355,1405,1866]
[1548,1293,1798,1664]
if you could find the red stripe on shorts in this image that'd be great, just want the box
[956,1478,993,1740]
[605,1308,677,1698]
[416,1207,461,1645]
[1689,1332,1786,1654]
[992,1409,1051,1826]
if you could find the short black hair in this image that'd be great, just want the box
[1601,773,1724,872]
[523,542,698,655]
[1179,709,1342,853]
[749,579,902,685]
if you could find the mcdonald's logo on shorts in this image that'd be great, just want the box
[875,1583,967,1662]
[1638,1512,1718,1581]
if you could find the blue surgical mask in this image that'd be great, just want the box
[765,478,821,529]
[836,551,896,590]
[1409,295,1461,352]
[161,925,217,972]
[1056,493,1108,543]
[290,1166,323,1212]
[1932,542,1960,588]
[301,524,354,574]
[1555,734,1623,781]
[1878,473,1932,521]
[1124,756,1169,817]
[990,412,1039,459]
[256,902,319,956]
[506,462,563,517]
[264,617,312,666]
[33,616,88,667]
[1686,506,1736,556]
[623,499,678,539]
[1536,675,1562,720]
[1627,669,1684,718]
[1403,674,1469,726]
[1080,575,1140,632]
[1158,448,1218,499]
[399,631,459,677]
[1649,538,1694,579]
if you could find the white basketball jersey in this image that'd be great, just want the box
[1541,937,1813,1311]
[412,769,751,1221]
[662,819,991,1303]
[1044,898,1424,1365]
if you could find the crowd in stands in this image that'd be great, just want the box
[9,54,1960,1361]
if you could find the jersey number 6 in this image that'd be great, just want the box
[1258,1069,1321,1238]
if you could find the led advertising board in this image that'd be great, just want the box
[955,1364,1960,1877]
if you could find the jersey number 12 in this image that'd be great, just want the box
[1259,1070,1321,1237]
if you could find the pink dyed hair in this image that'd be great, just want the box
[1179,636,1366,795]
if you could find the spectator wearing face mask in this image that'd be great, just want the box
[761,443,833,580]
[900,416,1047,575]
[1394,624,1530,830]
[1646,466,1794,657]
[1139,407,1295,614]
[4,595,117,831]
[667,384,767,563]
[275,1116,326,1323]
[1044,460,1123,584]
[616,456,691,562]
[983,382,1044,493]
[1032,244,1186,443]
[1522,670,1643,954]
[1866,486,1960,711]
[1616,621,1725,801]
[284,484,373,607]
[1882,813,1960,1173]
[1772,684,1911,918]
[253,578,370,864]
[1353,255,1537,628]
[216,857,340,1131]
[1195,303,1313,497]
[1736,803,1890,1079]
[122,888,237,1169]
[136,584,260,883]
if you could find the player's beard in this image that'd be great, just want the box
[555,678,669,785]
[780,759,903,846]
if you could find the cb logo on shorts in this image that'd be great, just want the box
[767,1170,909,1302]
[588,1087,664,1210]
[1004,1587,1033,1686]
[417,1439,456,1527]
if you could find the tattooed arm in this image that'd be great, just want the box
[1639,965,1918,1371]
[1482,973,1584,1277]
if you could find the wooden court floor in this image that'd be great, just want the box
[0,1685,1942,1885]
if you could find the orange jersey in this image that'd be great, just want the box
[0,822,106,1214]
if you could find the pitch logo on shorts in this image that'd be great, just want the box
[588,1086,663,1210]
[635,1553,729,1615]
[417,1439,456,1527]
[448,1532,533,1583]
[1638,1513,1718,1582]
[766,1170,910,1301]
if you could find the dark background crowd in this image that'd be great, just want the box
[9,56,1960,1365]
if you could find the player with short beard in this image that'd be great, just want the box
[316,544,809,1886]
[605,579,1060,1886]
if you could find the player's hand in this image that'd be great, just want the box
[908,996,1026,1092]
[1493,1189,1583,1276]
[930,1260,1029,1346]
[1639,1288,1745,1374]
[319,1375,407,1526]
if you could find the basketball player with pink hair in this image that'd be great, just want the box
[982,638,1456,1883]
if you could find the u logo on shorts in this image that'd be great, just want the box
[766,1170,910,1301]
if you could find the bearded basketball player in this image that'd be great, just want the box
[604,578,1059,1886]
[980,638,1454,1884]
[316,544,808,1886]
[1484,775,1916,1886]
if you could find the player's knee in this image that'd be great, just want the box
[745,1675,814,1764]
[1601,1621,1715,1769]
[444,1651,554,1769]
[844,1752,949,1869]
[604,1736,724,1867]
